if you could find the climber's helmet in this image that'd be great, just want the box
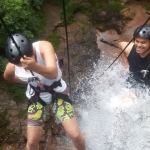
[5,33,33,64]
[133,24,150,40]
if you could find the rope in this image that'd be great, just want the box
[62,0,71,89]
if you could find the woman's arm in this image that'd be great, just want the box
[20,41,58,80]
[3,63,27,84]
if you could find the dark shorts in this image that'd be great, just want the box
[27,97,75,127]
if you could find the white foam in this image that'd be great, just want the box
[76,51,150,150]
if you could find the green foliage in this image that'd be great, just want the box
[8,84,26,104]
[55,0,70,6]
[96,22,107,31]
[85,0,109,5]
[0,111,10,145]
[60,3,87,25]
[87,0,124,13]
[0,0,46,51]
[142,3,150,12]
[0,111,9,127]
[0,56,8,73]
[85,0,124,31]
[19,109,27,119]
[47,32,61,51]
[110,0,124,13]
[72,53,85,63]
[30,0,44,9]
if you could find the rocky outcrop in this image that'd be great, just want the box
[56,13,100,91]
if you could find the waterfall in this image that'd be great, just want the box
[76,49,150,150]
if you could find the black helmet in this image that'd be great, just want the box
[133,24,150,40]
[5,33,33,64]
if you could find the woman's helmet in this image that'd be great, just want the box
[5,33,33,64]
[133,24,150,40]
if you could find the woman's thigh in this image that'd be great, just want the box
[27,102,45,126]
[62,117,80,136]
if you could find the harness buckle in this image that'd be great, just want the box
[141,70,149,78]
[28,76,40,83]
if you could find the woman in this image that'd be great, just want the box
[4,33,86,150]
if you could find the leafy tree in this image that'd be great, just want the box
[0,56,8,73]
[0,0,45,54]
[55,0,70,6]
[30,0,44,9]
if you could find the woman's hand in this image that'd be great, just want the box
[20,55,37,70]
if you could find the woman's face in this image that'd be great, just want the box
[134,37,150,54]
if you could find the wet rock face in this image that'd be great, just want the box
[120,0,128,4]
[56,15,100,92]
[94,10,110,21]
[109,0,129,4]
[120,7,130,18]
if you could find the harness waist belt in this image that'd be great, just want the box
[28,80,72,107]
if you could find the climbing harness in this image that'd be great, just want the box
[141,70,149,78]
[27,79,72,108]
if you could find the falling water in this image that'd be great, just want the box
[75,49,150,150]
[54,26,150,149]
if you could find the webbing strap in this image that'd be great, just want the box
[28,80,72,106]
[52,93,72,105]
[28,96,46,107]
[30,80,62,95]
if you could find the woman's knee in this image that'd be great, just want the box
[68,130,81,141]
[27,131,41,148]
[27,139,39,147]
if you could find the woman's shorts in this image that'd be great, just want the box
[27,97,75,127]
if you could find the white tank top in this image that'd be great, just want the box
[15,41,67,103]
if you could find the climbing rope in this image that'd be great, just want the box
[62,0,71,89]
